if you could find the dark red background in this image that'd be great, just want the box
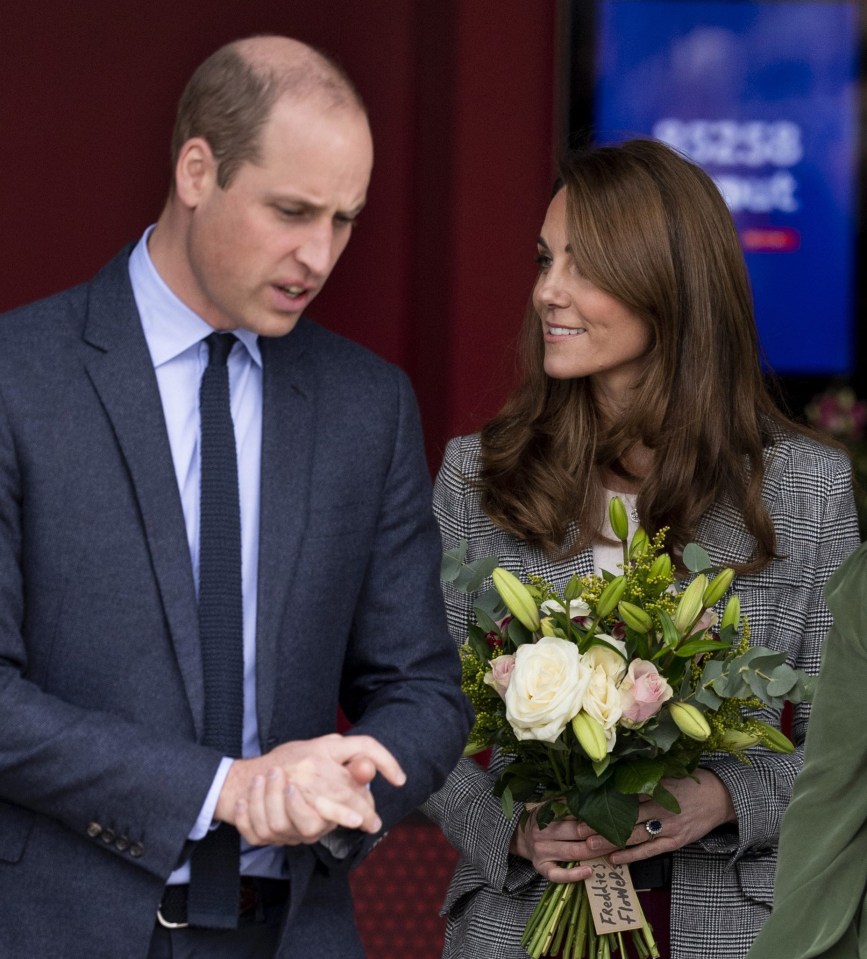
[0,0,557,463]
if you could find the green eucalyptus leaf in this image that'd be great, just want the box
[440,541,469,582]
[766,664,799,698]
[683,543,713,574]
[473,586,507,621]
[461,555,500,592]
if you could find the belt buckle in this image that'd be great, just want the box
[156,905,190,930]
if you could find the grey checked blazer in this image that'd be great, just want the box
[423,431,859,959]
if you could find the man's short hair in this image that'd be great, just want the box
[170,38,365,190]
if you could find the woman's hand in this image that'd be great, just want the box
[510,810,595,883]
[582,769,736,866]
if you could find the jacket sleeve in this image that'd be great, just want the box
[0,378,223,882]
[421,436,538,895]
[334,374,474,855]
[699,444,860,859]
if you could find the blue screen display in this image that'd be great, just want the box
[594,0,859,374]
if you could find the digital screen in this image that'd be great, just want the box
[593,0,859,374]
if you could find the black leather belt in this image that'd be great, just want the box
[157,877,290,928]
[630,853,673,890]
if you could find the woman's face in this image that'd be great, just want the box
[533,188,652,410]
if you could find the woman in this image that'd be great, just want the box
[423,139,859,959]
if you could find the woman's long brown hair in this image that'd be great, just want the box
[477,138,817,571]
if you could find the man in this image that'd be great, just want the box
[0,36,471,959]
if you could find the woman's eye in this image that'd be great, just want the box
[534,253,552,270]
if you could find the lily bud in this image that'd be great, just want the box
[618,601,653,634]
[703,568,735,608]
[491,568,540,632]
[719,729,760,751]
[649,554,672,581]
[628,528,649,560]
[609,497,629,542]
[539,617,558,638]
[595,575,627,619]
[673,575,709,634]
[669,702,711,742]
[721,595,741,632]
[754,720,795,754]
[571,711,608,762]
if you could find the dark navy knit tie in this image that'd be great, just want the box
[187,332,244,929]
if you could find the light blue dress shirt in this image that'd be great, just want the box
[129,227,285,882]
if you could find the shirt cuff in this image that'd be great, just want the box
[189,756,234,840]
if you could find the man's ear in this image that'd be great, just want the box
[174,137,218,208]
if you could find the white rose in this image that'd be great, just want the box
[581,665,623,752]
[585,635,628,683]
[504,636,592,743]
[541,598,592,619]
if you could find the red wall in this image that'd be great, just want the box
[0,0,556,464]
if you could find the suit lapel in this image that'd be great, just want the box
[254,324,318,741]
[81,252,204,734]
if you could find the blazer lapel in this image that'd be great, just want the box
[254,324,318,741]
[81,253,204,734]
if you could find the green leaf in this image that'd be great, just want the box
[466,626,492,663]
[656,609,680,651]
[459,555,500,592]
[573,765,614,790]
[500,785,514,820]
[683,543,713,574]
[440,540,469,581]
[507,618,533,647]
[651,782,681,814]
[577,782,640,848]
[472,607,500,636]
[766,664,799,698]
[614,759,665,796]
[674,637,732,658]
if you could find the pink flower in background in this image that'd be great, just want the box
[619,659,673,725]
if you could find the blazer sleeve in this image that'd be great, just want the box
[335,374,474,850]
[421,437,539,897]
[0,379,223,882]
[698,444,860,859]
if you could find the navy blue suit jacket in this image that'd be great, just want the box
[0,248,471,958]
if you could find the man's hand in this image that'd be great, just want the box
[215,733,405,846]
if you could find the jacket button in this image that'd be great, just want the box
[129,842,144,858]
[87,821,102,838]
[115,835,130,851]
[100,828,116,844]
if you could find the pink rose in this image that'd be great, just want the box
[619,660,673,726]
[484,654,516,699]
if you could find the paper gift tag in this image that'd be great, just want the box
[582,858,645,935]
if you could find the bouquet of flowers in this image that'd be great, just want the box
[442,498,814,959]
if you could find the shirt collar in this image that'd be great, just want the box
[128,225,262,369]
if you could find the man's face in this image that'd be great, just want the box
[178,96,373,336]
